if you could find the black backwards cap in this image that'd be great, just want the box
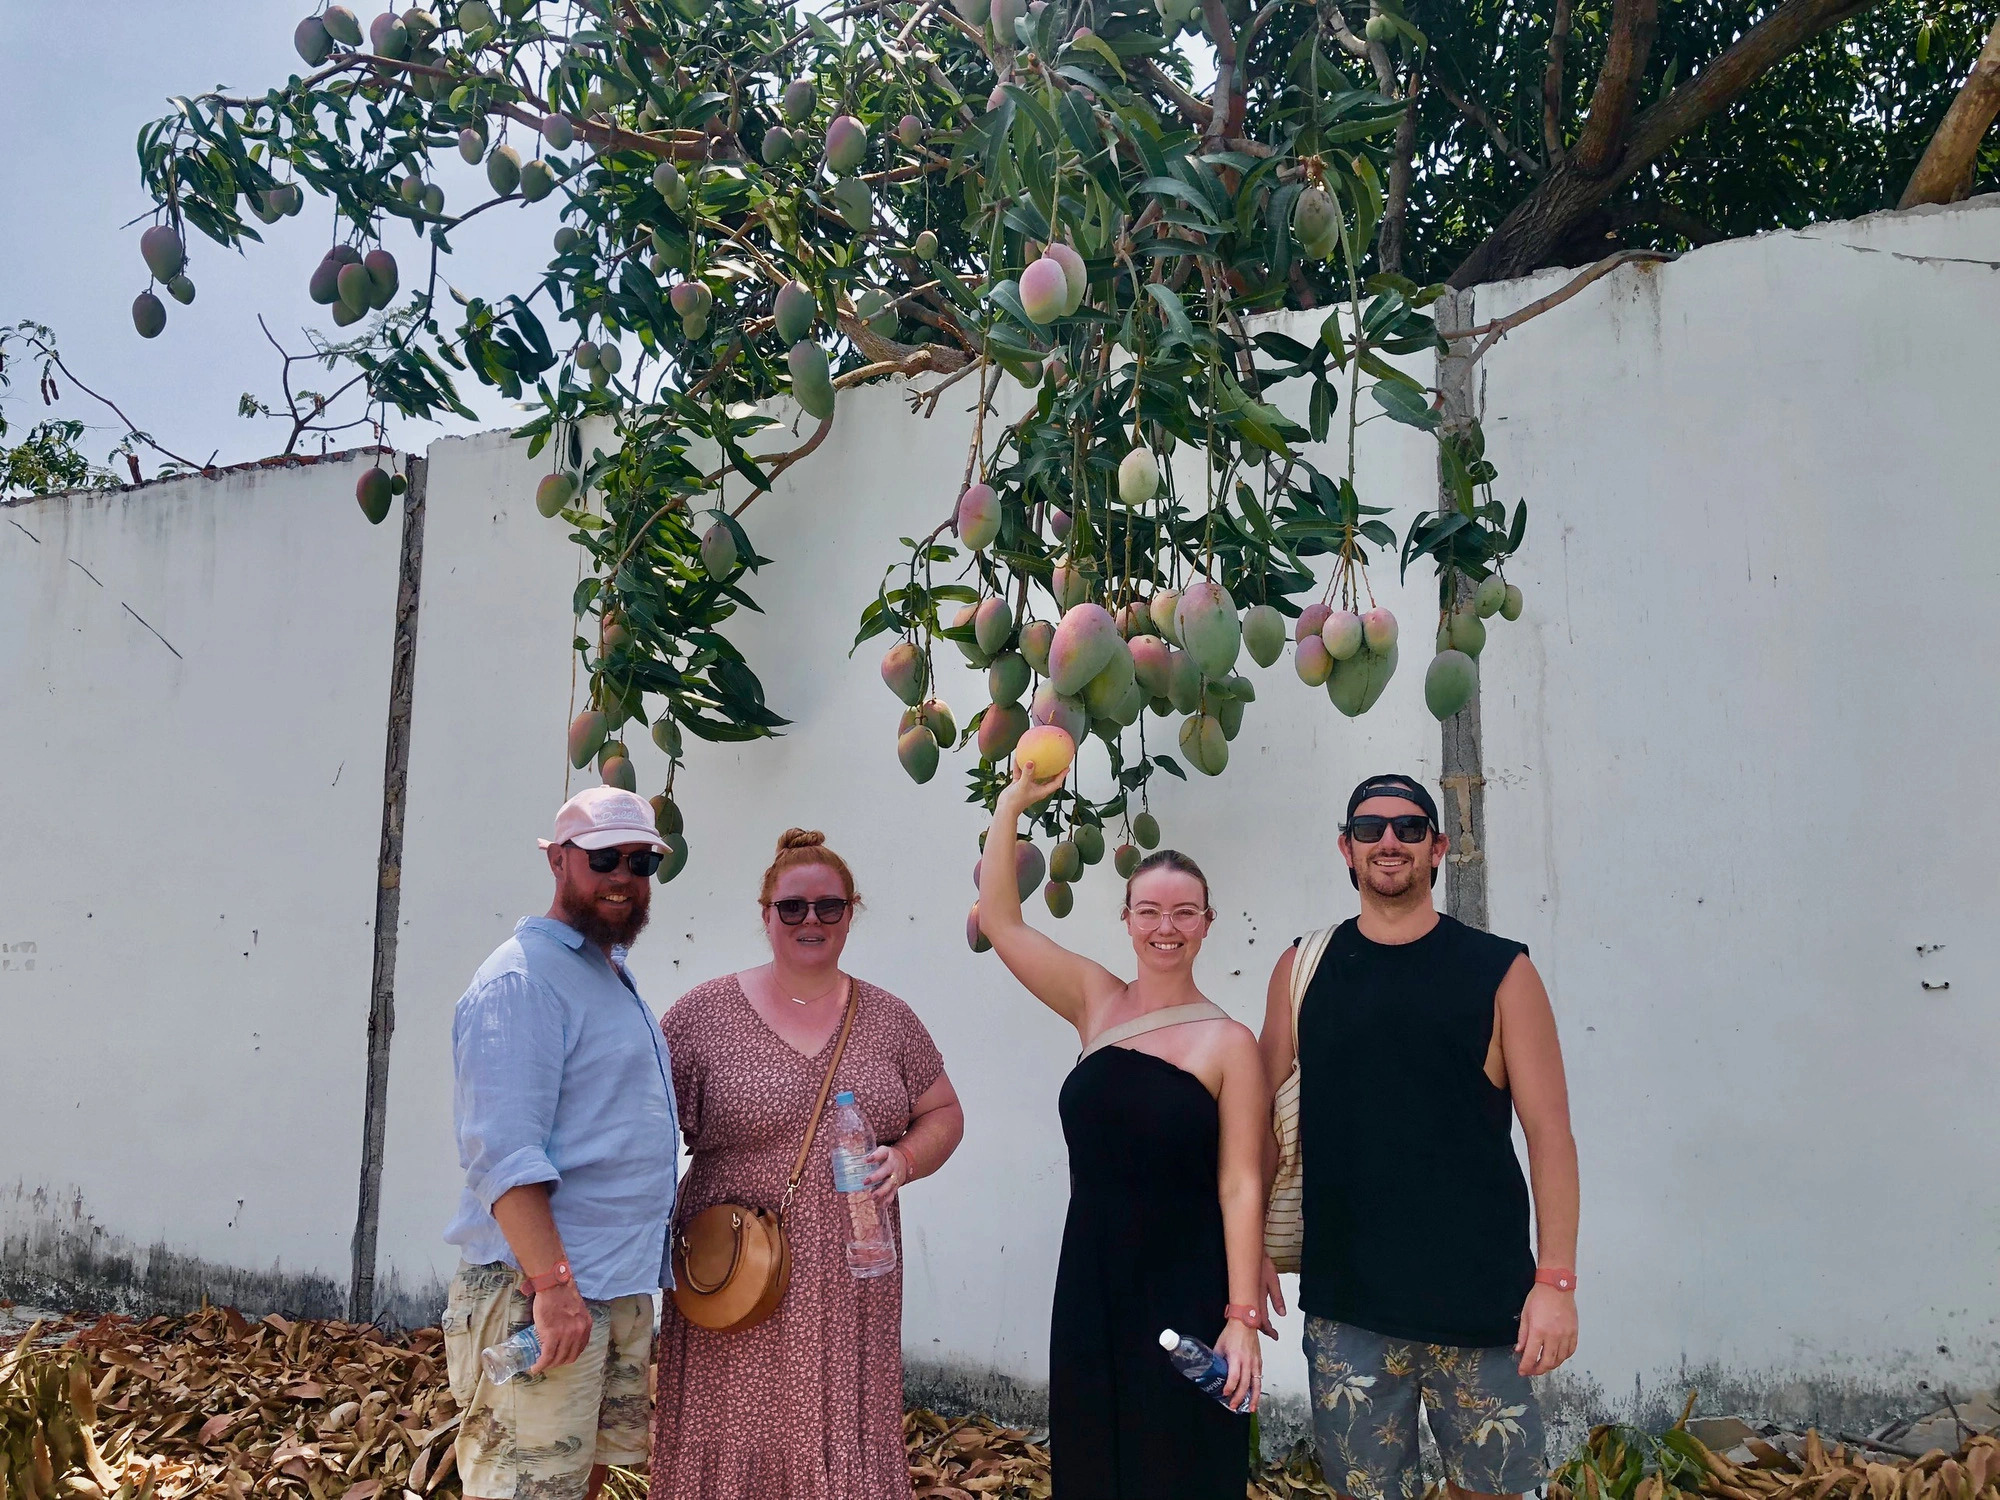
[1342,773,1441,889]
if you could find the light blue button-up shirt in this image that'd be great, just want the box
[443,916,679,1301]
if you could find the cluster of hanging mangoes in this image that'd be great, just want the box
[129,0,1526,881]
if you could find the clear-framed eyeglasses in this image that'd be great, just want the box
[1125,903,1211,932]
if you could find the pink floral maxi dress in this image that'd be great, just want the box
[650,975,944,1500]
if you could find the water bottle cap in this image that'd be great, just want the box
[1158,1329,1178,1350]
[834,1090,856,1105]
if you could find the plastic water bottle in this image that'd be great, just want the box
[1159,1328,1250,1412]
[829,1091,897,1279]
[480,1327,540,1385]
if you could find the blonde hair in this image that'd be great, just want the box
[1123,849,1211,908]
[758,828,863,908]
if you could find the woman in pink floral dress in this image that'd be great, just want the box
[650,829,965,1500]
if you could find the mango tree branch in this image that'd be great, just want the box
[1431,63,1542,178]
[1438,247,1675,363]
[1542,0,1574,165]
[1449,0,1883,285]
[1568,0,1658,174]
[1900,14,2000,208]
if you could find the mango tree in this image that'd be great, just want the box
[130,0,1529,912]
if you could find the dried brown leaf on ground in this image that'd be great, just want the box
[6,1315,1995,1500]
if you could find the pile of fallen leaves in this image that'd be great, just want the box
[1551,1409,2000,1500]
[10,1308,1992,1500]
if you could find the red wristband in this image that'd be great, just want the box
[1223,1303,1263,1329]
[523,1260,573,1295]
[1534,1267,1577,1292]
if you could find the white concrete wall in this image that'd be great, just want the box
[1467,195,2000,1420]
[0,454,404,1310]
[4,195,1996,1434]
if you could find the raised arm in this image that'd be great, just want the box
[978,767,1120,1033]
[1496,952,1579,1376]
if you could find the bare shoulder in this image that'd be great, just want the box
[1207,1012,1266,1073]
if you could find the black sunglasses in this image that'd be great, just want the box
[1345,814,1434,844]
[566,842,664,877]
[770,897,850,926]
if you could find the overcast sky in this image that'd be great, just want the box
[0,2,1214,476]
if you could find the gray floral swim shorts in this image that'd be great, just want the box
[1305,1315,1547,1499]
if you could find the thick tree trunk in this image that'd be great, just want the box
[1900,15,2000,208]
[1449,0,1885,287]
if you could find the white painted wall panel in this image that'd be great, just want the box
[0,456,402,1298]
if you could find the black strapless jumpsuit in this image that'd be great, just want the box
[1048,1045,1249,1498]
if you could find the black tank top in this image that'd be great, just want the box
[1297,913,1535,1347]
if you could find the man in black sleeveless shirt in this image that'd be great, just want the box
[1258,773,1579,1500]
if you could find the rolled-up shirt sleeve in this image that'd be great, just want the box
[454,969,569,1208]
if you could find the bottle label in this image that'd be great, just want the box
[831,1146,872,1194]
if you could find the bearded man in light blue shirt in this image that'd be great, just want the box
[441,785,680,1500]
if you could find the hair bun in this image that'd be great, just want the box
[777,828,827,852]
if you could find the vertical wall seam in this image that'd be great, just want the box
[350,454,427,1322]
[1435,291,1490,932]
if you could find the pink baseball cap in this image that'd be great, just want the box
[538,786,668,853]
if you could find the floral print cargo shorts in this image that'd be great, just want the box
[441,1261,654,1500]
[1305,1315,1547,1500]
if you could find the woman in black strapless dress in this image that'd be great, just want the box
[979,767,1273,1498]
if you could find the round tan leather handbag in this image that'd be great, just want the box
[670,982,858,1332]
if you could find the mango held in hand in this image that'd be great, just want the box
[355,466,395,524]
[881,641,929,705]
[1117,447,1159,506]
[1020,256,1069,325]
[1048,603,1120,695]
[1424,650,1478,721]
[1015,723,1077,786]
[956,482,1000,550]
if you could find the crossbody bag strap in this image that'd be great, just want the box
[1078,1000,1229,1060]
[779,978,860,1221]
[1290,926,1336,1052]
